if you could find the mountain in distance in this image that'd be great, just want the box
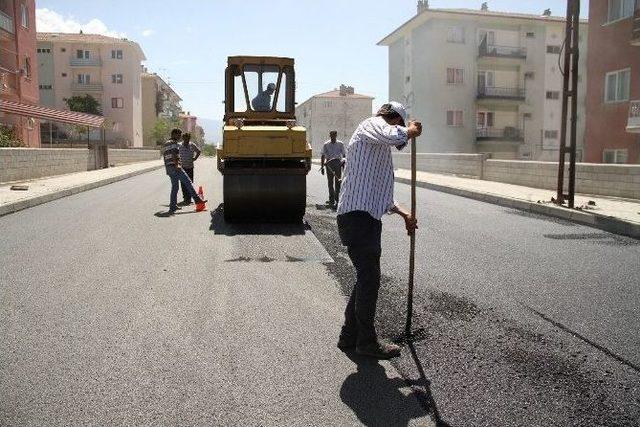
[197,118,224,145]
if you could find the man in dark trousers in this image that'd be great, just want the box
[336,102,422,359]
[320,130,346,209]
[178,132,201,206]
[162,128,206,215]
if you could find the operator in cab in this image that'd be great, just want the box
[251,82,276,111]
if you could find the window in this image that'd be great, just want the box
[447,26,465,43]
[477,111,494,128]
[112,122,122,132]
[37,48,51,53]
[61,48,66,52]
[20,3,28,28]
[61,72,67,77]
[605,69,631,103]
[607,0,635,23]
[603,149,628,163]
[24,57,31,78]
[546,45,561,54]
[76,50,90,59]
[523,113,532,119]
[446,68,464,84]
[112,74,123,84]
[546,91,560,100]
[526,32,535,38]
[111,49,123,59]
[478,29,495,45]
[446,110,464,127]
[544,130,559,139]
[39,84,52,90]
[77,74,91,84]
[524,71,535,79]
[323,101,333,108]
[111,98,124,109]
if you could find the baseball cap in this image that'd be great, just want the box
[377,101,408,126]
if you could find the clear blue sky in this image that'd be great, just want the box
[37,0,588,122]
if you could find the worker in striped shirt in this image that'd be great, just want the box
[336,102,422,359]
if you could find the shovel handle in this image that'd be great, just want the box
[405,136,417,336]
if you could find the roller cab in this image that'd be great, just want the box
[217,56,312,222]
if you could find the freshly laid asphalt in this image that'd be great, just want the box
[1,156,639,426]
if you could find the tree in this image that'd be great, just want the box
[64,94,102,116]
[151,117,182,145]
[0,125,22,147]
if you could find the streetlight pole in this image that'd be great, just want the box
[555,0,581,208]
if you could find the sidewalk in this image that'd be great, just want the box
[0,160,163,217]
[394,169,640,239]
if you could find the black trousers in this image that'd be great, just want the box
[180,167,194,202]
[337,211,382,346]
[326,159,342,205]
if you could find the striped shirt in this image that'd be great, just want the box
[162,139,180,173]
[337,116,408,220]
[178,142,201,168]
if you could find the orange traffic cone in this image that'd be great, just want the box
[195,185,206,212]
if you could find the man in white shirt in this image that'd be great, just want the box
[336,102,422,359]
[320,130,346,209]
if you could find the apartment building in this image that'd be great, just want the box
[378,4,588,160]
[36,33,146,147]
[296,85,373,157]
[585,0,640,164]
[0,0,40,146]
[141,70,182,147]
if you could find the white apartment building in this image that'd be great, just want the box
[378,5,588,160]
[296,85,373,157]
[37,33,146,147]
[141,70,182,147]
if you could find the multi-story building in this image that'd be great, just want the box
[36,32,146,147]
[0,0,39,147]
[296,85,373,157]
[141,70,182,146]
[378,4,588,160]
[585,0,640,164]
[180,111,197,133]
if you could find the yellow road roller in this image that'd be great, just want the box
[217,56,312,222]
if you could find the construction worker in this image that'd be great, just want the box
[336,102,422,359]
[162,128,206,215]
[320,130,346,209]
[178,132,201,206]
[252,82,276,112]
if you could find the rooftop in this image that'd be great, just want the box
[142,72,182,101]
[378,7,588,45]
[37,32,146,59]
[313,89,374,100]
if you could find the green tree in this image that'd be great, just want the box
[64,94,102,115]
[152,117,182,145]
[0,125,22,147]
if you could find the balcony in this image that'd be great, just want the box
[476,127,524,142]
[71,82,103,92]
[0,71,17,95]
[70,58,102,67]
[626,100,640,133]
[479,38,526,59]
[632,7,640,45]
[0,10,14,34]
[477,86,526,101]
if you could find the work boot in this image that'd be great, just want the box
[179,200,191,206]
[356,341,402,359]
[337,334,357,351]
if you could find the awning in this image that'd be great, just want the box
[0,100,105,128]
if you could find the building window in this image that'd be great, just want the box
[323,101,333,108]
[61,72,67,77]
[526,32,535,38]
[37,48,51,54]
[446,110,463,127]
[77,74,90,84]
[111,98,124,109]
[39,84,52,90]
[76,50,90,59]
[61,48,66,52]
[546,45,561,54]
[111,49,123,59]
[112,122,122,132]
[446,68,464,85]
[524,71,535,80]
[546,91,560,100]
[112,74,123,84]
[544,130,559,139]
[605,68,631,103]
[603,149,628,163]
[606,0,635,23]
[447,26,465,43]
[24,57,31,78]
[21,3,28,28]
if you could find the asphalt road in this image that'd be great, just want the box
[1,157,639,426]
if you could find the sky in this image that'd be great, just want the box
[36,0,589,126]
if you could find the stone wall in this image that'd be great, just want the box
[393,153,486,178]
[0,148,160,183]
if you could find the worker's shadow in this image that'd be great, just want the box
[341,347,450,427]
[209,204,308,236]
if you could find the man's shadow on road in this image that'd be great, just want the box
[340,346,450,427]
[209,204,308,236]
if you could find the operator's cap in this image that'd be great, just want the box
[267,83,276,90]
[377,101,408,126]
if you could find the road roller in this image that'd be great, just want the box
[217,56,312,222]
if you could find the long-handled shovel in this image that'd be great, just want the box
[404,136,417,339]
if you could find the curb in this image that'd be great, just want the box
[0,164,164,218]
[395,176,640,239]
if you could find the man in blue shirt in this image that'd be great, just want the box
[162,128,206,214]
[251,82,276,112]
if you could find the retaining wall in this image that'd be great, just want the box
[392,153,486,178]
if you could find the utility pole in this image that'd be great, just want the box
[555,0,581,208]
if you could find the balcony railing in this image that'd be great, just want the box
[626,100,640,133]
[477,86,526,100]
[0,10,14,34]
[70,58,102,67]
[479,36,526,59]
[71,82,103,92]
[476,127,524,142]
[632,7,640,45]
